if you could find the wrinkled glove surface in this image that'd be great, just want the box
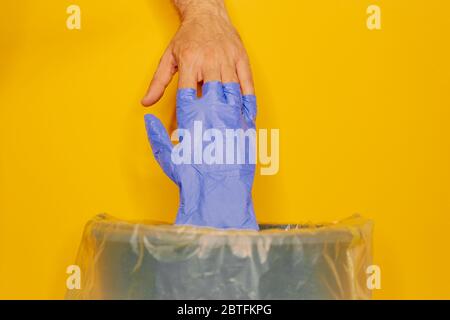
[144,81,258,230]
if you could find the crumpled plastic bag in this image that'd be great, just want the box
[66,214,373,300]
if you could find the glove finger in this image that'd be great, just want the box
[177,88,197,106]
[202,81,225,103]
[223,82,242,106]
[242,95,257,125]
[144,114,178,183]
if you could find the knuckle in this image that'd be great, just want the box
[177,46,197,63]
[237,51,250,64]
[202,47,219,64]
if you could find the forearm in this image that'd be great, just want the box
[173,0,229,21]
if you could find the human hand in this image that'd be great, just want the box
[141,0,254,106]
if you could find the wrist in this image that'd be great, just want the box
[175,0,229,23]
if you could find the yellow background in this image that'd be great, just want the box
[1,0,449,299]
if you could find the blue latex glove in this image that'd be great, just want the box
[144,81,259,230]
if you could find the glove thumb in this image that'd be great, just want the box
[144,114,178,183]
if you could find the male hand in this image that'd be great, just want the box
[142,0,254,106]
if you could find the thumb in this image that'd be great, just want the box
[141,47,176,106]
[144,114,178,183]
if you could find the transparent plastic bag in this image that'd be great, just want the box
[66,214,373,300]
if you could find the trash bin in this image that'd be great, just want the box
[66,214,373,299]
